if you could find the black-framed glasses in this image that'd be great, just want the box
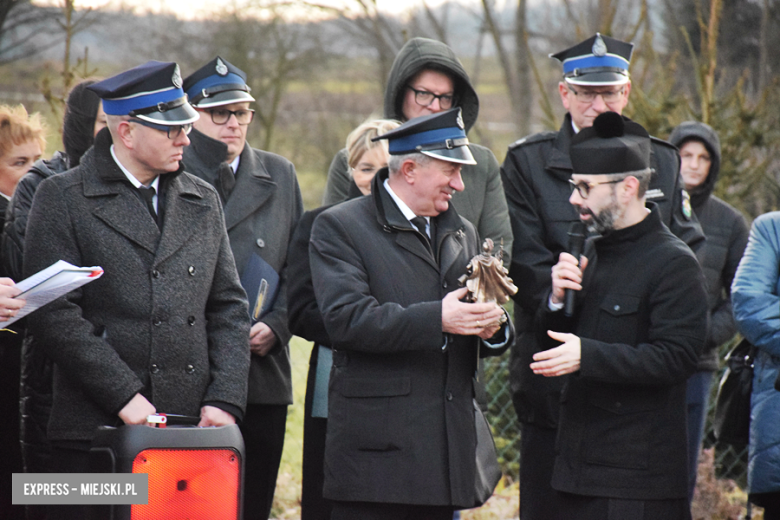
[205,108,255,125]
[566,85,625,103]
[129,119,193,140]
[407,86,455,109]
[569,177,625,199]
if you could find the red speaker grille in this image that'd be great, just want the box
[131,448,240,520]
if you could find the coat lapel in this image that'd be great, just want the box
[92,192,160,255]
[154,173,210,266]
[545,115,575,181]
[224,146,276,231]
[84,135,161,255]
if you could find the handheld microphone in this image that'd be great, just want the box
[564,221,587,317]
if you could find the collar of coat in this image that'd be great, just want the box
[185,128,272,181]
[84,126,187,194]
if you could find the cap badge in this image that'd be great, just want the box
[456,112,465,130]
[216,58,229,76]
[172,64,182,88]
[592,34,607,57]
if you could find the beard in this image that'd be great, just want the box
[579,195,621,235]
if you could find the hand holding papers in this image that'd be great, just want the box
[3,260,103,327]
[0,278,24,321]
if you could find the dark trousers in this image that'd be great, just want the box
[686,370,713,501]
[240,403,288,520]
[519,422,560,520]
[46,442,92,520]
[331,501,453,520]
[302,346,332,520]
[554,493,691,520]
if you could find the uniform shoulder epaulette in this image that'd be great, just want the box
[649,135,677,151]
[508,131,557,150]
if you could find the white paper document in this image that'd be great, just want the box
[5,260,103,326]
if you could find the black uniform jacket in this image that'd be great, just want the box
[536,205,708,500]
[501,113,705,427]
[183,129,303,405]
[309,170,511,507]
[24,129,251,441]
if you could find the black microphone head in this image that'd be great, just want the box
[568,221,587,254]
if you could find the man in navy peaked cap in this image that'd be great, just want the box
[182,56,303,520]
[530,111,707,519]
[308,108,513,520]
[500,33,706,519]
[24,61,251,519]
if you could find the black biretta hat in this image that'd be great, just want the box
[551,33,633,86]
[570,112,650,174]
[183,56,255,108]
[372,107,476,165]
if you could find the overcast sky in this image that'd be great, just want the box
[68,0,463,19]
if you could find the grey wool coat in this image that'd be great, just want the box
[183,129,303,404]
[310,170,511,508]
[24,129,251,442]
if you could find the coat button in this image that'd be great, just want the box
[150,364,160,374]
[188,316,196,326]
[615,401,622,409]
[188,266,196,276]
[185,364,195,374]
[152,269,160,278]
[446,391,453,401]
[256,238,265,248]
[613,305,620,311]
[442,281,448,288]
[153,319,162,326]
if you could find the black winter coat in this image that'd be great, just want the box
[1,151,70,473]
[2,151,70,281]
[309,170,511,508]
[501,113,706,427]
[668,122,749,371]
[537,205,708,500]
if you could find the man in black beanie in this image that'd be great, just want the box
[531,112,708,519]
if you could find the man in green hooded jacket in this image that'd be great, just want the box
[322,37,512,265]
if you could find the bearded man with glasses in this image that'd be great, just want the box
[182,56,303,520]
[500,34,706,520]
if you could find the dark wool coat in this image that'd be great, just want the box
[24,130,251,442]
[309,170,511,508]
[322,37,513,266]
[536,206,708,500]
[183,129,303,405]
[501,113,706,428]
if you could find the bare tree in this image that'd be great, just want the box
[0,0,58,64]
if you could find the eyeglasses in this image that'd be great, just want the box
[205,108,255,125]
[129,119,193,140]
[407,86,455,109]
[566,85,625,103]
[569,178,625,199]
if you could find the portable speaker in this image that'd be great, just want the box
[89,423,244,520]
